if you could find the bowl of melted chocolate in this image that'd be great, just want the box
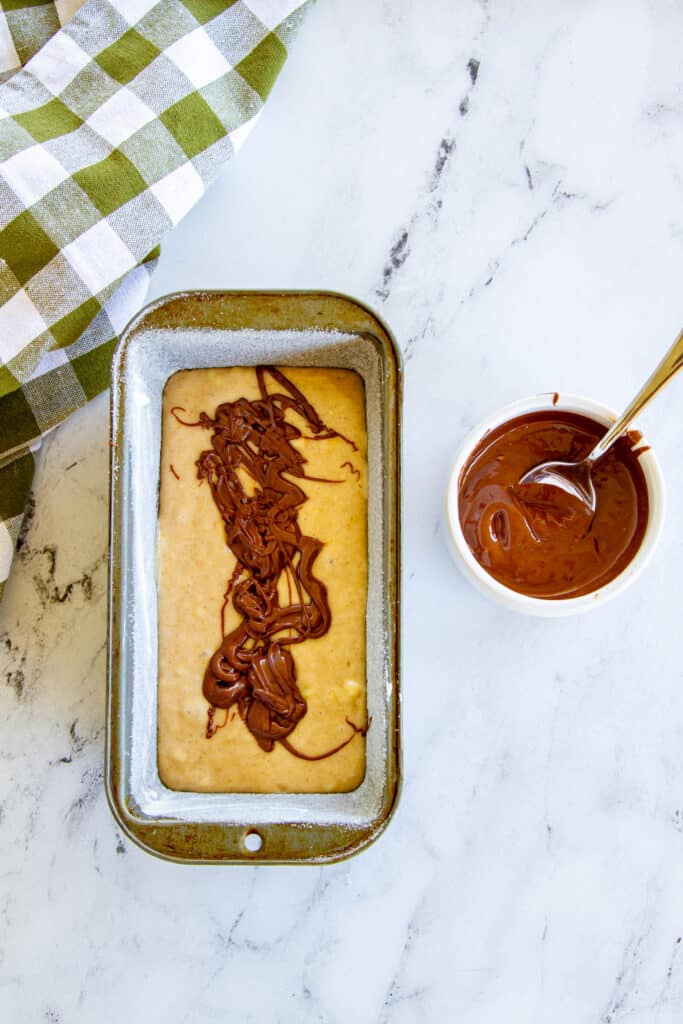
[445,394,665,615]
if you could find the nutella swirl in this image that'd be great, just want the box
[174,366,368,759]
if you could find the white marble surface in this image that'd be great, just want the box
[3,0,683,1020]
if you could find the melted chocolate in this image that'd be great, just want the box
[341,460,361,481]
[458,411,649,599]
[175,366,367,758]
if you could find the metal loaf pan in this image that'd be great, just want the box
[107,291,402,863]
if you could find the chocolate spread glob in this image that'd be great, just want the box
[458,411,649,599]
[173,366,367,759]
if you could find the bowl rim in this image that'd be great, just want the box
[445,392,666,616]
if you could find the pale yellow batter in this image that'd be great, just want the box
[157,367,368,792]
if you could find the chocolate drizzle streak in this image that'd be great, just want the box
[176,366,367,760]
[341,460,361,481]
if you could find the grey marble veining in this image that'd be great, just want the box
[3,0,683,1021]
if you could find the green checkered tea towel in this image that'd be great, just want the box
[0,0,310,604]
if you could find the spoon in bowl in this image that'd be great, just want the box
[519,327,683,514]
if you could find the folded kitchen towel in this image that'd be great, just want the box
[0,0,311,604]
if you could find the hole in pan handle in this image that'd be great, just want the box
[243,829,263,854]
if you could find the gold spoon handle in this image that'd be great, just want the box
[588,327,683,465]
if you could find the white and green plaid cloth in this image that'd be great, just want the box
[0,0,310,603]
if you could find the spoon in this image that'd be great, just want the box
[519,327,683,513]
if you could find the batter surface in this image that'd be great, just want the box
[157,366,368,792]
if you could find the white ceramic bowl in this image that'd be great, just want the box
[445,393,666,617]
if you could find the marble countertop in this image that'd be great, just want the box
[3,1,683,1020]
